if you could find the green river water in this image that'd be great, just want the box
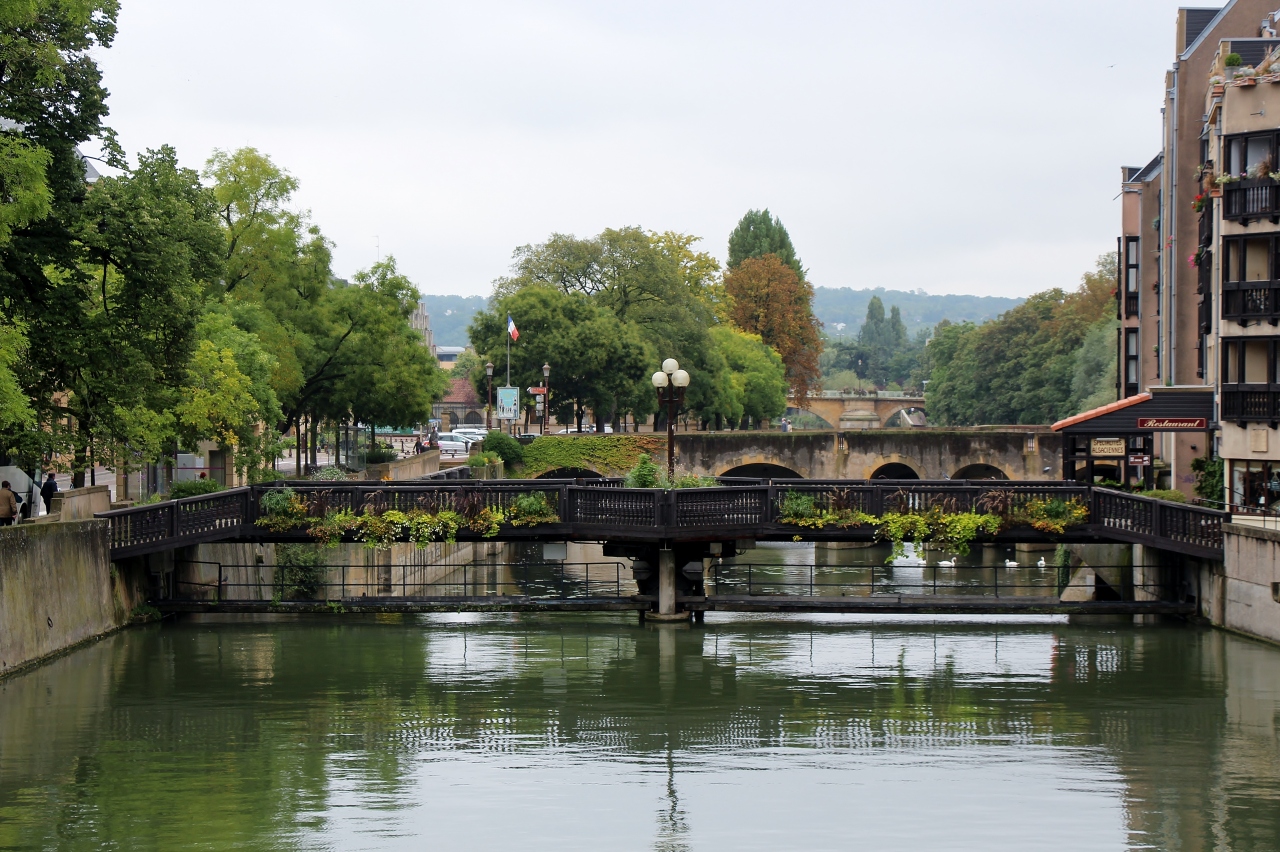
[2,609,1279,851]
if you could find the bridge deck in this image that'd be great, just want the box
[100,479,1228,561]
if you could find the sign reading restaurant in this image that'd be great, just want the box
[1136,417,1207,430]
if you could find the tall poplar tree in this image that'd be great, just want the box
[726,209,806,280]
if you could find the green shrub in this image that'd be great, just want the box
[170,478,225,499]
[521,434,664,476]
[508,492,560,526]
[624,454,661,488]
[1225,52,1242,67]
[670,473,719,489]
[309,466,348,481]
[482,430,524,465]
[256,487,310,532]
[1191,455,1224,503]
[365,447,399,464]
[1136,488,1187,503]
[467,451,501,467]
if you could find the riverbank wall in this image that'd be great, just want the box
[0,521,148,678]
[1202,525,1280,645]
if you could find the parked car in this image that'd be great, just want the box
[436,431,480,447]
[435,439,469,456]
[451,427,488,440]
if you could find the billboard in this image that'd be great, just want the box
[497,386,519,420]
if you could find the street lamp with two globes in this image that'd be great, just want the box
[651,358,690,480]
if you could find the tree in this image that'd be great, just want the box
[710,326,787,427]
[468,286,655,430]
[726,209,805,280]
[723,254,822,401]
[926,253,1118,425]
[0,315,33,429]
[1070,318,1119,412]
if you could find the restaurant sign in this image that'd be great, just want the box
[1136,417,1207,430]
[1090,438,1127,457]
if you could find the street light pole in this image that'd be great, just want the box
[485,362,494,431]
[542,362,551,435]
[651,358,690,481]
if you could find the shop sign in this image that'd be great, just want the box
[1127,454,1152,467]
[1136,417,1207,430]
[1090,438,1127,456]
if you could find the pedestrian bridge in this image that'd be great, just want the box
[101,478,1225,561]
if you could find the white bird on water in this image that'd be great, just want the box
[1004,559,1019,568]
[937,558,956,567]
[1037,557,1047,568]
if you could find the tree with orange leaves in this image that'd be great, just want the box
[723,254,823,403]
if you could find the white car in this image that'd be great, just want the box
[436,432,480,447]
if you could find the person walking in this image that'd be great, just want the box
[40,472,58,514]
[0,481,18,526]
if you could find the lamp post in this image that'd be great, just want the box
[485,362,494,430]
[651,358,690,481]
[542,362,551,435]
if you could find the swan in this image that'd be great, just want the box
[1036,557,1047,568]
[1004,559,1019,568]
[937,559,956,567]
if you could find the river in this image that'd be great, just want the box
[1,611,1278,850]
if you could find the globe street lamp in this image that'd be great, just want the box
[542,363,551,435]
[651,359,690,480]
[485,362,494,430]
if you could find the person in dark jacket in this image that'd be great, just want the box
[40,473,58,513]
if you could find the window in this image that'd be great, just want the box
[1125,329,1139,396]
[1231,460,1280,511]
[1227,133,1278,176]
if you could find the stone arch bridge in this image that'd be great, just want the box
[672,429,1060,481]
[787,391,927,430]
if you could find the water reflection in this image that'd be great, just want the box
[0,615,1277,850]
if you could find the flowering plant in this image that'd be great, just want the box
[1192,193,1207,212]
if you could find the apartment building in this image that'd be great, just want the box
[1071,3,1280,503]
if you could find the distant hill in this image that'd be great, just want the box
[421,294,488,347]
[813,287,1023,338]
[423,288,1024,346]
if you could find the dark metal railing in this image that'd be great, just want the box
[1223,178,1280,223]
[1222,282,1280,321]
[1221,384,1280,422]
[99,479,1229,558]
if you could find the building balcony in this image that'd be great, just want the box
[1125,292,1139,317]
[1221,384,1280,423]
[1222,281,1280,324]
[1222,178,1280,224]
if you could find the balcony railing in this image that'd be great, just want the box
[1221,384,1280,422]
[1222,282,1280,322]
[1223,178,1280,224]
[1124,292,1139,318]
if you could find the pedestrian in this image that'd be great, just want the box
[40,472,58,514]
[0,480,18,526]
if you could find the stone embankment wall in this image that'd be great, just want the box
[1205,524,1280,645]
[0,521,147,677]
[362,450,440,482]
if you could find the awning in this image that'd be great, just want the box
[1052,386,1215,433]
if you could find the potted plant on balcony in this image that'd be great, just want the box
[1237,67,1259,85]
[1224,51,1242,72]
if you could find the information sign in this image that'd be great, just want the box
[1127,454,1152,467]
[497,387,519,420]
[1090,438,1127,457]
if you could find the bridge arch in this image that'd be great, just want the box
[951,463,1011,481]
[881,405,926,428]
[870,461,921,480]
[719,462,804,480]
[534,467,605,479]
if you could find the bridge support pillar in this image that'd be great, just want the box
[658,548,676,615]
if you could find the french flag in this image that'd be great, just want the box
[507,314,519,341]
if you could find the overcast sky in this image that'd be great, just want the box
[95,0,1194,299]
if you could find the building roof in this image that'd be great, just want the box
[1052,387,1215,433]
[1224,37,1280,66]
[1125,153,1163,184]
[1184,7,1224,52]
[435,345,467,355]
[440,377,481,406]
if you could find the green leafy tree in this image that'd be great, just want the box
[0,315,33,429]
[1070,318,1119,412]
[709,326,787,427]
[926,254,1117,425]
[726,209,805,280]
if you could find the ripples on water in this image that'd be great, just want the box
[1,611,1278,851]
